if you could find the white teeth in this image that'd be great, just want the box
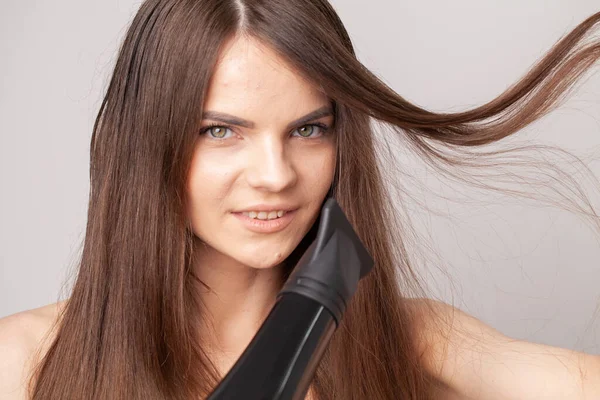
[242,210,287,220]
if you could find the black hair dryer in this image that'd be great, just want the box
[206,198,374,400]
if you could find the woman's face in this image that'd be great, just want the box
[186,36,336,269]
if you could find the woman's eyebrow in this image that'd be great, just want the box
[201,105,334,130]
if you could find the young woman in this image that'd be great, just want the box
[1,1,599,399]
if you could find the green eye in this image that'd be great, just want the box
[297,125,314,137]
[208,126,227,138]
[200,125,232,139]
[293,124,329,138]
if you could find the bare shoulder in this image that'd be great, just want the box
[0,301,68,400]
[404,297,600,400]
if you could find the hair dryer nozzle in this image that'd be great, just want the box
[279,198,374,325]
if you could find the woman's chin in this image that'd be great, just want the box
[247,252,288,270]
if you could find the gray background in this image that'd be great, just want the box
[1,0,599,353]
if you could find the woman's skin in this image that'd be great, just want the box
[186,35,336,374]
[1,35,599,399]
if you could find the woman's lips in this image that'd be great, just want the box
[232,209,297,233]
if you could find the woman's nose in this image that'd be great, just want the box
[245,137,297,192]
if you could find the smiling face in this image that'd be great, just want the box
[186,35,337,270]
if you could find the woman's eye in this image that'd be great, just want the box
[201,125,233,139]
[292,124,329,138]
[199,123,330,140]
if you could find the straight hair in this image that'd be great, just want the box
[29,1,600,398]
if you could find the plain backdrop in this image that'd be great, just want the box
[1,0,599,354]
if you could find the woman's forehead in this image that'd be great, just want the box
[203,36,329,119]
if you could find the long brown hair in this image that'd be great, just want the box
[29,1,600,398]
